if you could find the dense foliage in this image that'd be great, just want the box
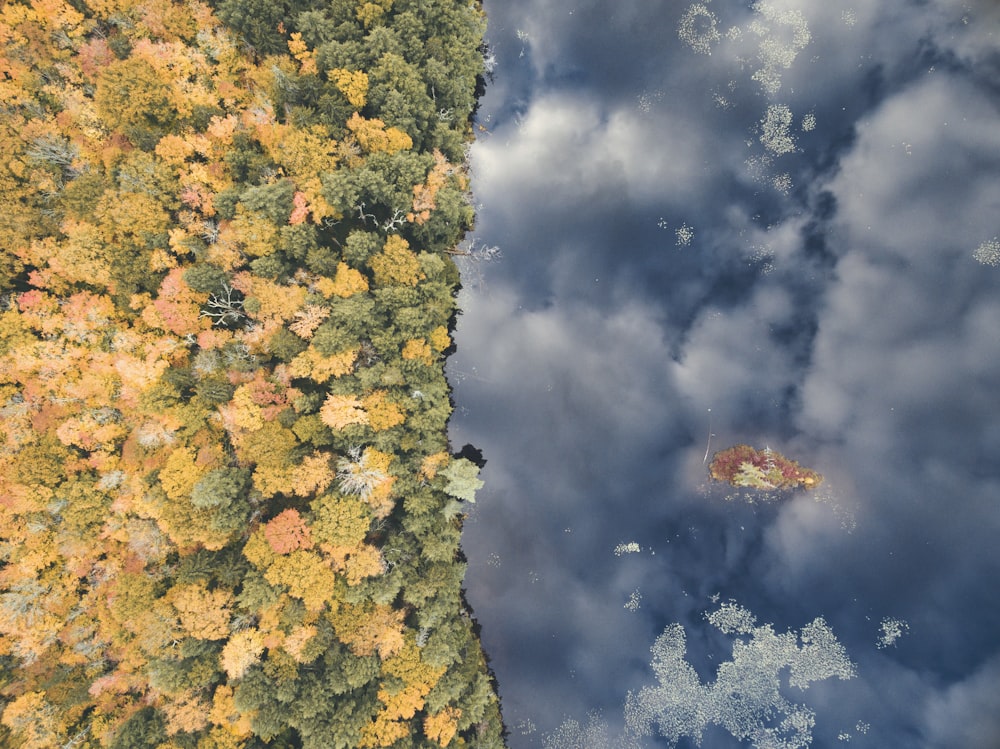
[0,0,503,746]
[708,445,822,492]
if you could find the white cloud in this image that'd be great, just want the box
[799,71,1000,444]
[826,74,1000,259]
[472,92,712,207]
[672,283,802,421]
[921,652,1000,748]
[453,284,676,452]
[729,71,1000,612]
[922,0,1000,72]
[762,493,855,586]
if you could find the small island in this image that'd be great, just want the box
[708,445,822,491]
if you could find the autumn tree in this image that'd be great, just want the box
[0,0,505,745]
[708,444,823,492]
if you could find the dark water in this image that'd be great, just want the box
[450,1,1000,747]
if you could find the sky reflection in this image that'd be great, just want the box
[450,1,1000,746]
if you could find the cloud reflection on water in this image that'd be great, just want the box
[451,0,1000,746]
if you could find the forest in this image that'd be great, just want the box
[0,0,505,746]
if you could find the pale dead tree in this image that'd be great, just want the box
[224,341,256,367]
[200,284,245,327]
[444,241,502,262]
[269,63,299,94]
[62,726,91,749]
[355,202,376,225]
[447,241,503,291]
[381,208,406,233]
[27,135,81,181]
[481,43,498,76]
[201,218,220,244]
[381,544,414,571]
[336,446,388,498]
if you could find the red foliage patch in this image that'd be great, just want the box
[264,508,313,554]
[708,444,822,491]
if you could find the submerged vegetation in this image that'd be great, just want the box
[0,0,503,746]
[625,602,856,747]
[543,602,857,749]
[709,444,822,492]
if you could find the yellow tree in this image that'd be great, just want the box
[346,112,412,155]
[363,390,406,431]
[370,235,424,287]
[208,684,254,740]
[343,544,386,585]
[402,337,435,366]
[1,691,68,749]
[360,714,411,748]
[356,0,393,29]
[168,582,233,641]
[288,304,330,339]
[288,346,358,383]
[163,690,211,736]
[281,624,319,664]
[233,272,308,323]
[44,220,114,292]
[319,393,369,430]
[238,423,301,499]
[310,493,371,552]
[317,261,369,298]
[220,629,265,680]
[263,550,338,612]
[373,634,447,725]
[327,601,405,659]
[287,452,335,497]
[425,707,462,747]
[429,325,452,353]
[268,123,339,178]
[286,32,317,75]
[329,69,369,108]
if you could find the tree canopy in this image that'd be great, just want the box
[0,0,502,746]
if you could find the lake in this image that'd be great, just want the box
[450,1,1000,746]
